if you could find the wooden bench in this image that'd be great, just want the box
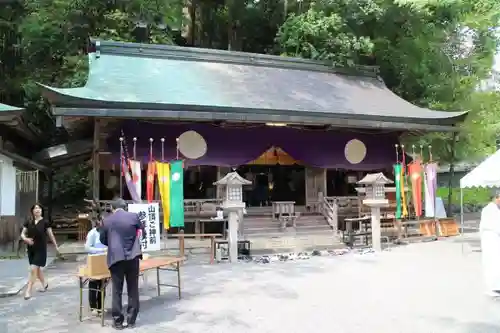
[344,217,397,247]
[401,220,429,238]
[343,216,371,246]
[77,256,183,326]
[168,231,223,264]
[279,213,301,230]
[195,218,228,239]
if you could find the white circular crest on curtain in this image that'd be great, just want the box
[344,139,367,164]
[178,130,207,159]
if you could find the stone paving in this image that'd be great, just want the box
[1,235,500,333]
[0,255,55,298]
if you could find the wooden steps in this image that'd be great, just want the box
[243,213,333,236]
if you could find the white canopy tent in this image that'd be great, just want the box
[460,151,500,189]
[459,150,500,235]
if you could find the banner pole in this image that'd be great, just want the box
[119,137,124,198]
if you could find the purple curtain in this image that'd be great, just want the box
[107,121,399,170]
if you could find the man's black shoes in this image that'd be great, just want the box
[112,322,125,330]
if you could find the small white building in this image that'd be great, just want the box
[0,153,18,217]
[0,103,44,246]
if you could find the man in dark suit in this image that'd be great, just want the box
[100,198,144,330]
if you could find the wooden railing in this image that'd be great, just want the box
[271,201,295,219]
[321,197,338,233]
[95,198,223,218]
[183,199,223,216]
[325,196,359,218]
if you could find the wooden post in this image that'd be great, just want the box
[210,236,215,264]
[178,229,185,260]
[47,171,54,221]
[321,168,327,199]
[92,118,100,202]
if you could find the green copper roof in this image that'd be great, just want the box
[39,40,467,130]
[0,103,23,124]
[0,103,23,113]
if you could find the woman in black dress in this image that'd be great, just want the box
[20,203,60,300]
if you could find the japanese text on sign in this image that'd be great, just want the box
[128,203,161,252]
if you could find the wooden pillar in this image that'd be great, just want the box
[47,171,54,221]
[92,118,100,201]
[321,168,327,198]
[216,166,230,199]
[305,167,327,210]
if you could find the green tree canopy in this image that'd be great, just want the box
[276,0,500,163]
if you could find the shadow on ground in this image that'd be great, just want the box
[0,257,331,332]
[432,316,500,333]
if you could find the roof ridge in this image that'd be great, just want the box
[90,39,380,78]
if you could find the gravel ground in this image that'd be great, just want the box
[1,236,499,333]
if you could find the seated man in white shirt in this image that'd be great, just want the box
[85,217,108,315]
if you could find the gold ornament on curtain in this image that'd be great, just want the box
[247,146,301,165]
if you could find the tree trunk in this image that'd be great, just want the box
[182,0,197,46]
[227,0,234,50]
[189,0,196,46]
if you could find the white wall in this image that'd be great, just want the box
[0,154,17,216]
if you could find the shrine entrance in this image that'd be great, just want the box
[235,165,305,207]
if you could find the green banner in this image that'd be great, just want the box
[169,160,185,228]
[393,163,402,219]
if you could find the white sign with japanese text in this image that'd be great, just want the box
[128,203,161,252]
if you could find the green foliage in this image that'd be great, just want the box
[52,163,92,205]
[276,0,499,163]
[1,0,500,208]
[277,8,374,66]
[0,0,181,203]
[276,0,499,106]
[437,187,491,205]
[408,91,500,164]
[275,0,499,212]
[19,0,179,89]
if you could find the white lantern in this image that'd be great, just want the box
[214,171,252,205]
[213,171,252,263]
[357,172,393,206]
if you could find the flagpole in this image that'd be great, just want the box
[149,138,153,161]
[176,137,180,160]
[133,137,137,159]
[119,137,124,198]
[121,130,131,160]
[161,138,165,161]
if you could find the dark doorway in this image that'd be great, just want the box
[237,165,305,206]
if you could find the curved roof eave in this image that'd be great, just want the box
[0,103,24,125]
[37,39,469,129]
[38,83,468,127]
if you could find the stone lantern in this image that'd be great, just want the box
[214,171,252,262]
[357,172,393,251]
